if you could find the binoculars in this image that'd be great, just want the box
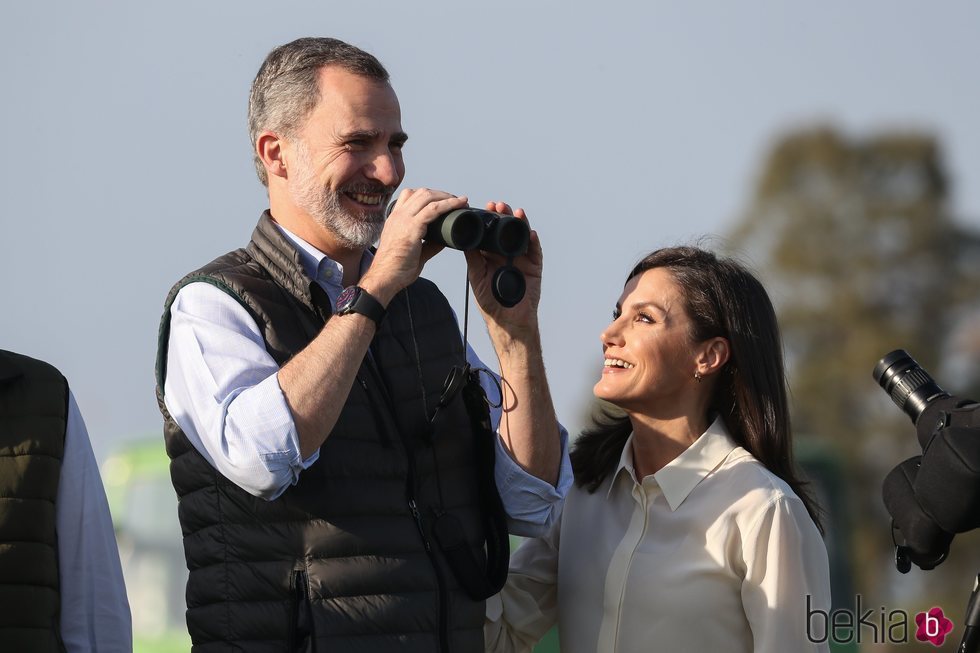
[387,202,531,307]
[425,209,530,259]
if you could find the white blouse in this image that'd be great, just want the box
[485,417,831,653]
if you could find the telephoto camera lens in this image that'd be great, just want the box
[873,350,948,424]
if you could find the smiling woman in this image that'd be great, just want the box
[592,266,720,433]
[485,246,832,653]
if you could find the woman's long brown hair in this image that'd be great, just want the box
[570,246,823,532]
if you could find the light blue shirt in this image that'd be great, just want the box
[163,223,570,536]
[59,392,132,652]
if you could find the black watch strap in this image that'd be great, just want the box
[335,286,386,326]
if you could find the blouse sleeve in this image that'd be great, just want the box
[740,495,832,653]
[484,511,563,652]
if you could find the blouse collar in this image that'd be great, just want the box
[609,415,740,511]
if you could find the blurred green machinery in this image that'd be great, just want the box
[102,439,191,653]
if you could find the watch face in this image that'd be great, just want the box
[336,286,358,311]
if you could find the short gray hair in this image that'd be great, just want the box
[247,37,390,186]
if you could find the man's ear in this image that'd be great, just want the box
[696,337,731,378]
[256,131,287,180]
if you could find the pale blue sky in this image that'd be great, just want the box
[3,1,978,459]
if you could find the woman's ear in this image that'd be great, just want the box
[696,337,730,377]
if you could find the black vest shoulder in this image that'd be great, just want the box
[0,350,68,653]
[155,213,488,652]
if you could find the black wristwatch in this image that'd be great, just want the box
[335,285,386,326]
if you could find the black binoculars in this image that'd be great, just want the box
[425,209,530,259]
[426,209,529,308]
[387,202,530,307]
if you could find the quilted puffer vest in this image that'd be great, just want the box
[0,350,68,653]
[155,213,489,653]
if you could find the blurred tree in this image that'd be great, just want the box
[731,126,980,438]
[727,125,980,648]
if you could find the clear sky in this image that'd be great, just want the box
[2,0,978,460]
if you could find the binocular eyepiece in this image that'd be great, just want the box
[386,202,530,307]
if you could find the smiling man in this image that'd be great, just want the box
[154,37,569,652]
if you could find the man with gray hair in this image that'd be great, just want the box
[155,37,569,652]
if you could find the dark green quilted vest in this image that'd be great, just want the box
[155,213,488,653]
[0,350,68,653]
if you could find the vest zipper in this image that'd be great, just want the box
[408,497,451,653]
[289,567,313,652]
[361,358,451,653]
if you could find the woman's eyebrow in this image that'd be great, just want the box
[628,300,669,317]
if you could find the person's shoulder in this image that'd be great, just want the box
[406,276,455,316]
[717,448,801,510]
[0,350,69,422]
[168,212,279,294]
[0,349,66,386]
[413,275,447,297]
[164,247,261,305]
[175,247,255,286]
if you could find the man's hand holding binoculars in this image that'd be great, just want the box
[359,187,467,307]
[465,201,543,340]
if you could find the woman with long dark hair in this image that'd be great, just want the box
[485,246,831,653]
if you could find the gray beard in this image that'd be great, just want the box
[308,189,385,250]
[288,150,387,250]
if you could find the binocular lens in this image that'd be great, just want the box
[386,199,530,307]
[486,217,531,258]
[873,349,947,424]
[438,210,485,251]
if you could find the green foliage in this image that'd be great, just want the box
[134,632,191,653]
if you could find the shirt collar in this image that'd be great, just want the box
[608,415,739,511]
[271,221,374,288]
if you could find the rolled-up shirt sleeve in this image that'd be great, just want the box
[165,281,572,514]
[484,512,562,653]
[163,282,317,500]
[465,342,572,537]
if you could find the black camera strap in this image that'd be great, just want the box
[432,365,510,601]
[429,363,510,600]
[406,281,510,600]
